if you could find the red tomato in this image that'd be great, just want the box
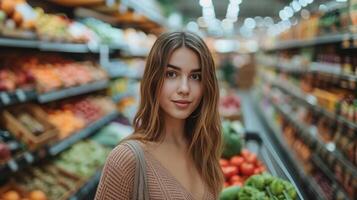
[241,149,251,159]
[256,159,264,167]
[246,154,257,165]
[230,175,243,184]
[222,166,238,179]
[240,163,255,176]
[254,168,261,175]
[220,159,229,167]
[230,156,244,167]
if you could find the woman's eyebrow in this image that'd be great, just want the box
[167,64,201,73]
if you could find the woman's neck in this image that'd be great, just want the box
[162,114,187,147]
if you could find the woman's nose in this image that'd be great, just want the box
[177,76,189,95]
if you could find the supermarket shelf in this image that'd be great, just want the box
[121,0,167,26]
[265,33,354,51]
[311,154,352,200]
[69,169,102,200]
[0,37,90,53]
[269,79,357,132]
[252,90,325,200]
[271,99,357,178]
[0,37,128,53]
[0,112,118,181]
[0,89,37,108]
[49,111,119,155]
[259,60,357,84]
[105,62,142,80]
[112,92,135,103]
[37,80,109,103]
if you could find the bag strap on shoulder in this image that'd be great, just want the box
[125,140,149,200]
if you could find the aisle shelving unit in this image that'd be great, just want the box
[37,80,109,103]
[0,0,157,197]
[0,37,128,53]
[251,90,326,200]
[0,111,119,180]
[258,60,357,84]
[264,33,357,51]
[255,70,357,199]
[0,89,37,108]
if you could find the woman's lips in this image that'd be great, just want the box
[172,100,191,109]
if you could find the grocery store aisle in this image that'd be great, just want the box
[237,89,307,200]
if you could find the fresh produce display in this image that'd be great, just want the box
[24,58,107,93]
[0,66,35,92]
[219,173,297,200]
[221,149,267,188]
[35,8,92,43]
[1,104,58,150]
[239,174,297,200]
[82,18,124,45]
[221,120,244,159]
[106,59,145,79]
[13,164,83,200]
[53,140,110,178]
[0,0,93,42]
[219,94,241,120]
[46,96,116,139]
[0,54,107,93]
[91,121,133,147]
[109,78,139,99]
[122,28,157,56]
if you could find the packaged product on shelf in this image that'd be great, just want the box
[350,0,357,30]
[219,93,241,121]
[0,104,58,150]
[311,168,334,200]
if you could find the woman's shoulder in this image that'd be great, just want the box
[105,141,137,170]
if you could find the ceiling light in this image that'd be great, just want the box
[279,10,289,20]
[244,18,256,29]
[291,1,302,12]
[199,0,213,7]
[298,0,308,7]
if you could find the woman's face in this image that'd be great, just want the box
[159,47,203,120]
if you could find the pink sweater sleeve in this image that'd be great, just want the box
[95,144,136,200]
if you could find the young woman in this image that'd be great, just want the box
[95,31,223,200]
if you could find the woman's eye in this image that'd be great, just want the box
[191,74,201,81]
[166,71,177,78]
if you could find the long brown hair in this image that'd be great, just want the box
[128,31,223,196]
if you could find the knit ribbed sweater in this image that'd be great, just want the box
[94,142,216,200]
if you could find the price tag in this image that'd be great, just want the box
[7,159,18,172]
[15,90,26,102]
[0,92,10,105]
[24,152,34,164]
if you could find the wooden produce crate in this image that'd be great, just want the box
[0,104,58,150]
